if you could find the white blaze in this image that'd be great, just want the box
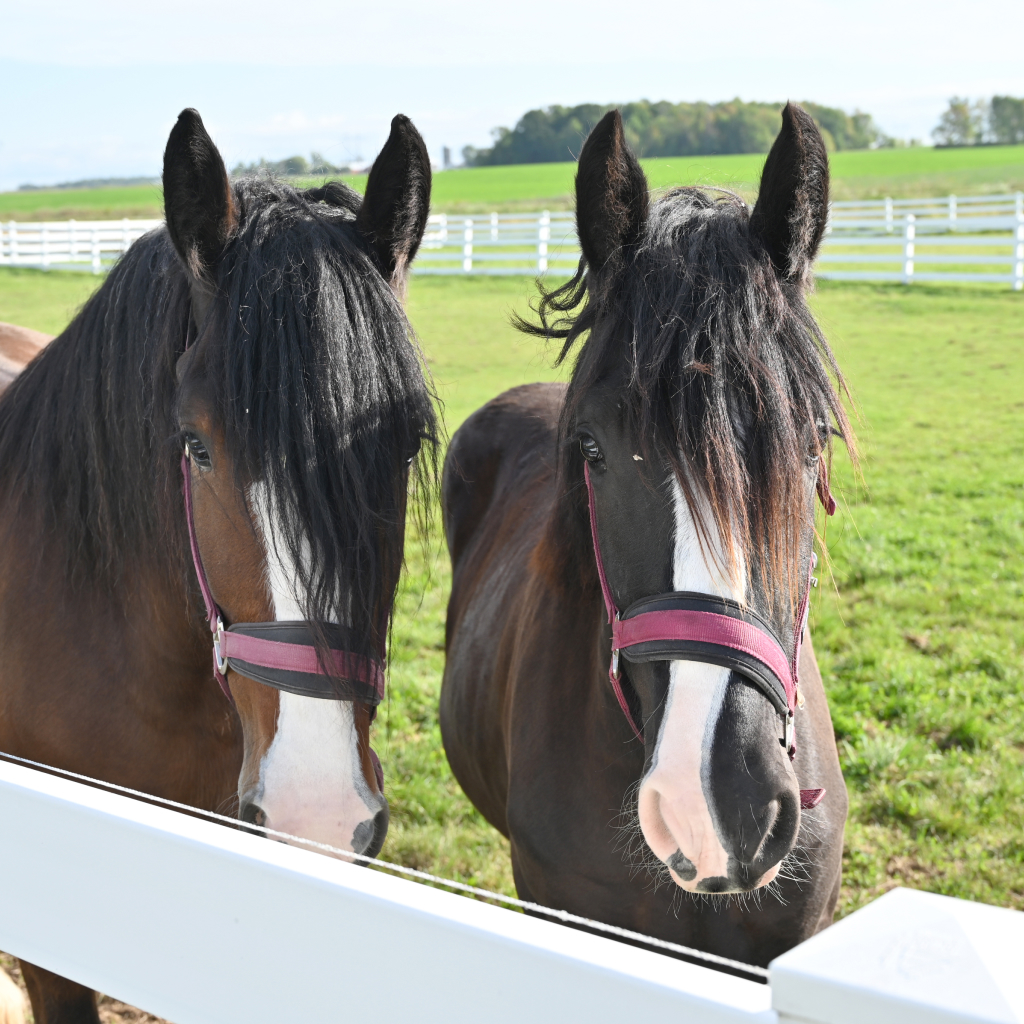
[248,484,383,853]
[637,478,746,887]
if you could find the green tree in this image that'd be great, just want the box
[933,97,988,146]
[464,99,888,166]
[989,96,1024,144]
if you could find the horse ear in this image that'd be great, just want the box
[575,110,649,276]
[356,115,432,288]
[750,103,830,285]
[163,108,237,282]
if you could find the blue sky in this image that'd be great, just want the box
[1,0,1022,191]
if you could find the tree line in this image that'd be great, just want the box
[461,99,891,167]
[932,96,1024,147]
[229,153,351,178]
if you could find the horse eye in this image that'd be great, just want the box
[580,436,602,463]
[184,432,212,469]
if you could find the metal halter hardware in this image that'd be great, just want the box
[181,450,385,708]
[583,461,834,811]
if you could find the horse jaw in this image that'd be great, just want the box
[242,482,385,855]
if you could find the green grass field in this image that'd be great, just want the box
[4,144,1022,220]
[1,268,1022,918]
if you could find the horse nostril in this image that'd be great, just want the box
[240,802,267,829]
[667,849,697,881]
[352,803,390,859]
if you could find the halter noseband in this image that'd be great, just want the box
[584,461,834,811]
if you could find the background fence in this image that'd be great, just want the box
[820,192,1024,287]
[0,219,162,274]
[2,194,1022,287]
[0,756,1021,1024]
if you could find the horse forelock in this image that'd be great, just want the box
[204,179,438,656]
[0,177,437,653]
[531,186,853,605]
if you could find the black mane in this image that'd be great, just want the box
[521,186,854,595]
[0,177,436,653]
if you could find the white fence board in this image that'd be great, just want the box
[0,760,772,1024]
[770,888,1024,1024]
[2,192,1021,286]
[1,758,1023,1023]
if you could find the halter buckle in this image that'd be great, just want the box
[783,711,795,752]
[213,616,228,675]
[611,648,620,678]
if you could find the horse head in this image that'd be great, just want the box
[165,110,435,856]
[552,105,851,894]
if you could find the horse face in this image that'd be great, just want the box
[176,366,388,856]
[568,104,838,894]
[576,379,819,894]
[164,108,434,857]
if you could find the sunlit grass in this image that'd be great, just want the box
[1,268,1021,916]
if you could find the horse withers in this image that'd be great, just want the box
[0,109,435,1023]
[441,105,853,966]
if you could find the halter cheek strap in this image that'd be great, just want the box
[583,461,835,812]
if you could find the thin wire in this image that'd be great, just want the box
[0,750,768,980]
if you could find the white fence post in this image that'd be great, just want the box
[1015,212,1023,292]
[122,217,131,256]
[903,214,915,284]
[41,224,50,270]
[884,197,893,233]
[462,218,473,273]
[439,213,448,246]
[68,219,77,262]
[91,227,101,275]
[537,210,550,274]
[948,193,957,230]
[490,211,499,242]
[9,221,18,265]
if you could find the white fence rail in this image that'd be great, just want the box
[820,192,1024,288]
[1,757,1022,1023]
[0,219,162,273]
[417,210,579,275]
[2,194,1023,287]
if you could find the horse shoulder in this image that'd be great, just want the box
[441,382,565,834]
[443,382,565,568]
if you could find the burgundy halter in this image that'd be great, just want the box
[181,453,385,710]
[584,461,835,811]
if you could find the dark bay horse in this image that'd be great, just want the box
[441,105,853,967]
[0,109,435,1022]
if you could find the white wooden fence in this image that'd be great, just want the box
[416,210,579,275]
[0,219,162,273]
[819,192,1024,288]
[2,194,1023,287]
[0,757,1021,1023]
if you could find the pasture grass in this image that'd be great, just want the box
[0,184,164,222]
[0,267,1021,917]
[5,144,1022,220]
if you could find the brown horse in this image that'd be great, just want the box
[441,105,853,967]
[0,322,52,393]
[0,109,436,1023]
